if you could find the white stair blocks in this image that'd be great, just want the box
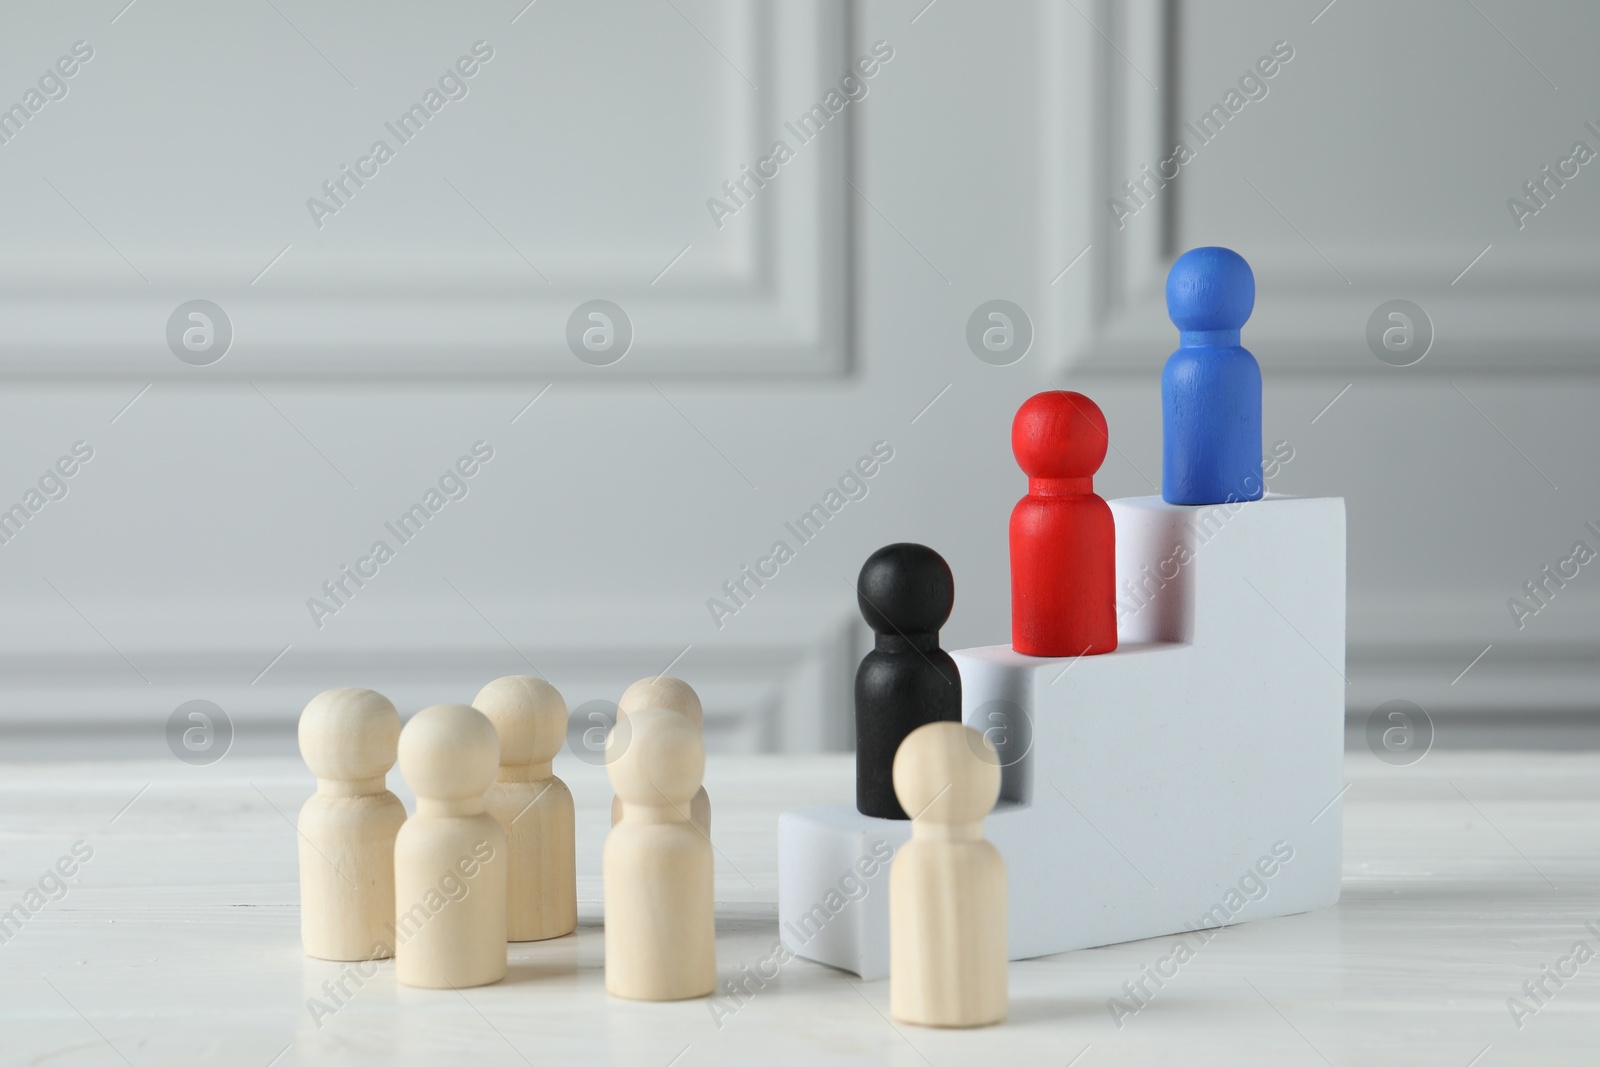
[777,494,1346,978]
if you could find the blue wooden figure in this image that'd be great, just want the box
[1161,246,1262,506]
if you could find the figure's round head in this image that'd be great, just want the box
[856,542,954,636]
[1165,246,1254,331]
[398,704,500,801]
[618,675,703,730]
[892,722,1000,825]
[473,676,567,767]
[607,707,704,807]
[298,688,401,782]
[1010,391,1108,479]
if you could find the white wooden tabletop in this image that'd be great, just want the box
[1,750,1594,1066]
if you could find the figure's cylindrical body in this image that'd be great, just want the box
[1009,483,1116,657]
[487,769,576,942]
[890,836,1007,1027]
[855,641,961,818]
[1161,342,1263,505]
[603,818,716,1000]
[298,786,406,961]
[393,812,507,988]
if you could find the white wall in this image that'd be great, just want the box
[0,0,1594,756]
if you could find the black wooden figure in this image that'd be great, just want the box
[854,542,962,819]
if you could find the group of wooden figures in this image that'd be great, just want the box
[297,674,1008,1027]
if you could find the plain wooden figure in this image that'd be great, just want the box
[610,675,711,836]
[297,688,407,961]
[855,543,962,819]
[604,707,715,1001]
[1162,246,1263,506]
[475,676,576,942]
[1010,391,1118,658]
[394,704,507,989]
[890,721,1006,1028]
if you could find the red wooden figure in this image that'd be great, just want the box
[1009,391,1117,658]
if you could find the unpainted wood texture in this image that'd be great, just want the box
[604,707,715,1001]
[296,688,407,962]
[1009,392,1117,658]
[393,703,507,989]
[475,676,577,943]
[889,722,1006,1028]
[610,676,710,836]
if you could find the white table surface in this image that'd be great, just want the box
[1,750,1595,1066]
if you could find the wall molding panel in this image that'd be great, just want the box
[0,599,861,755]
[1048,0,1600,378]
[0,1,852,380]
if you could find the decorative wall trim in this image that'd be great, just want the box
[0,601,861,754]
[0,1,852,381]
[1050,0,1600,377]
